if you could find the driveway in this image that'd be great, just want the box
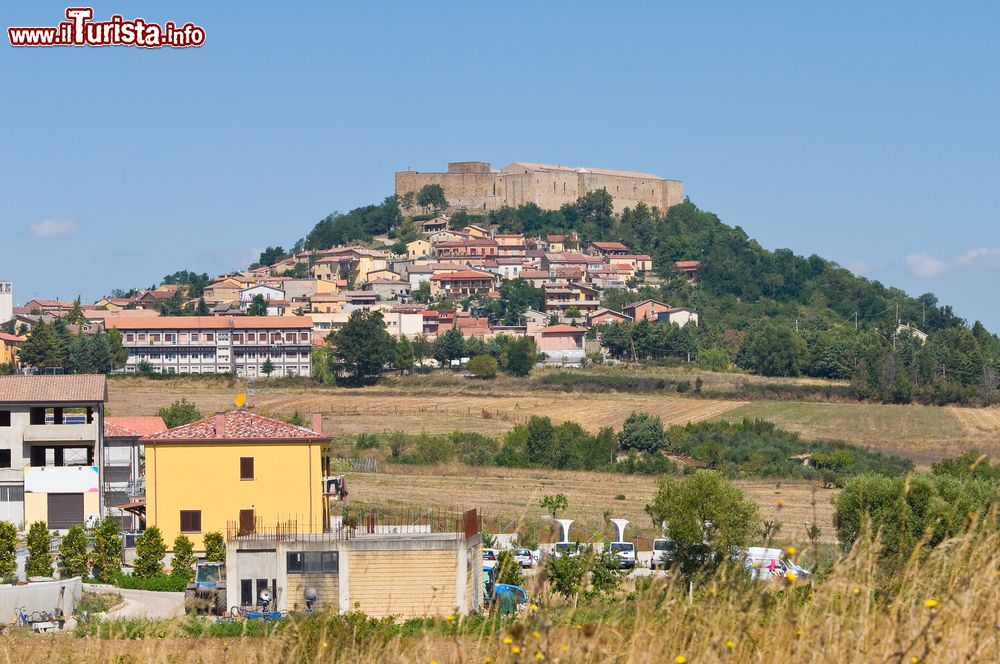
[83,583,185,619]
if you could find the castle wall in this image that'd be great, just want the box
[396,163,682,214]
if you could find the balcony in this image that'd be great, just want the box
[23,423,98,443]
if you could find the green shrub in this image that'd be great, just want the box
[0,521,17,579]
[26,521,53,577]
[203,532,225,562]
[468,354,498,379]
[59,524,90,579]
[112,571,189,592]
[134,526,166,578]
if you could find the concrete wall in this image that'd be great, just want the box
[0,577,82,617]
[348,547,458,618]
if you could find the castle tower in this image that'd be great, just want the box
[0,281,11,325]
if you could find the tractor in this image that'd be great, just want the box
[184,561,227,615]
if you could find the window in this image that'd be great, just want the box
[150,334,160,342]
[180,510,202,533]
[246,333,256,342]
[0,411,9,427]
[125,334,135,342]
[233,334,243,343]
[0,486,23,502]
[287,551,339,574]
[300,332,309,342]
[240,457,254,480]
[29,407,45,425]
[191,333,200,342]
[285,333,295,342]
[0,450,10,468]
[205,333,214,341]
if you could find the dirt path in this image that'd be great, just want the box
[85,584,185,619]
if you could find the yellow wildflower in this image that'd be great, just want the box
[777,499,785,507]
[675,657,687,664]
[786,571,798,583]
[532,630,541,639]
[503,637,513,645]
[534,653,543,661]
[561,645,569,652]
[512,645,521,654]
[726,639,735,649]
[924,599,938,609]
[530,603,538,612]
[446,614,456,622]
[785,546,797,556]
[852,587,860,595]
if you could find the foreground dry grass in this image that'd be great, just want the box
[352,465,836,544]
[4,523,998,663]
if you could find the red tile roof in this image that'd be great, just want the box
[105,416,168,438]
[590,241,630,251]
[144,410,328,442]
[0,333,25,343]
[0,375,107,403]
[675,260,702,269]
[429,270,495,281]
[105,316,313,330]
[540,325,587,335]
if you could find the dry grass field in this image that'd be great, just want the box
[108,378,1000,465]
[349,465,836,544]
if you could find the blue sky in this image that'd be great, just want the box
[3,2,998,328]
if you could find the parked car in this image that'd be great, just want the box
[608,541,636,569]
[552,542,581,559]
[483,548,499,570]
[512,548,536,568]
[650,538,677,570]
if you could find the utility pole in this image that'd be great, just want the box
[855,312,858,332]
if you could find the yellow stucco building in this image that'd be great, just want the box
[143,410,328,550]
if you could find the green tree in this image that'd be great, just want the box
[417,184,448,212]
[255,246,286,267]
[546,551,586,599]
[468,354,498,379]
[540,493,568,519]
[505,336,537,377]
[134,526,166,578]
[157,399,203,429]
[736,321,807,377]
[433,327,465,366]
[0,521,17,580]
[413,281,432,304]
[618,412,666,454]
[58,524,90,579]
[645,471,760,576]
[26,521,53,578]
[328,310,395,380]
[495,550,524,587]
[247,293,268,316]
[65,297,88,325]
[394,337,415,374]
[171,535,197,581]
[261,358,275,377]
[93,518,122,583]
[203,532,225,562]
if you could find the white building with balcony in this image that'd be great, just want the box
[0,375,107,528]
[104,316,314,378]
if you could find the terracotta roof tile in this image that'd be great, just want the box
[0,375,107,403]
[144,410,328,442]
[104,416,168,438]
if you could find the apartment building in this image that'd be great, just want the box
[105,316,314,378]
[0,375,107,527]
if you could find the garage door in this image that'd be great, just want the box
[47,493,84,529]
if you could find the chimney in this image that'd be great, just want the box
[311,413,323,434]
[214,413,226,438]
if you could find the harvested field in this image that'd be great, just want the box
[108,380,745,438]
[108,378,1000,465]
[349,464,837,544]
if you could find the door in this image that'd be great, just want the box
[239,509,255,535]
[48,493,84,529]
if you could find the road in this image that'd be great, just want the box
[83,583,185,619]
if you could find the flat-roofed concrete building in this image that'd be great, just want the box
[104,316,314,378]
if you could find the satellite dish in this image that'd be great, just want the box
[304,587,318,602]
[259,588,272,604]
[234,393,246,408]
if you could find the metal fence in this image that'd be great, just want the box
[225,508,480,543]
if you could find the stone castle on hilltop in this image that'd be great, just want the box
[395,161,683,214]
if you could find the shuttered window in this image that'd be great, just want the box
[240,457,254,480]
[180,510,202,533]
